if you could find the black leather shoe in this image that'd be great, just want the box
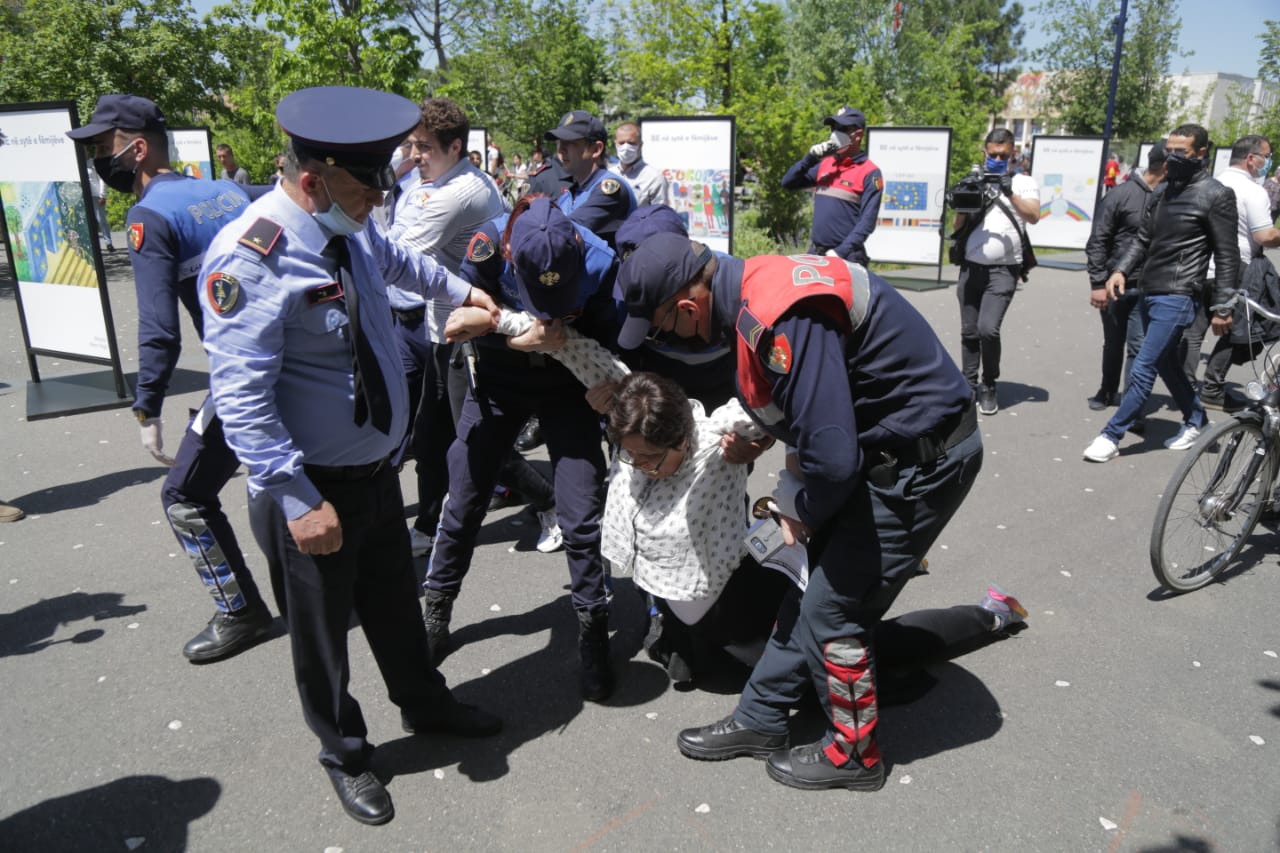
[1087,391,1118,411]
[677,714,787,760]
[325,766,393,825]
[515,417,544,452]
[402,696,502,737]
[182,604,272,663]
[765,740,886,791]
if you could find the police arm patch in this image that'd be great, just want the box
[766,334,792,374]
[601,178,621,196]
[128,223,144,251]
[237,217,283,256]
[205,272,241,316]
[467,231,496,263]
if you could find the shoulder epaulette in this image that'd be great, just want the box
[238,217,284,257]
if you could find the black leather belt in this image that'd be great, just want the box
[304,457,390,482]
[392,306,426,323]
[865,403,977,481]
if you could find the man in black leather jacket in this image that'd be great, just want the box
[1082,124,1239,462]
[1084,141,1167,412]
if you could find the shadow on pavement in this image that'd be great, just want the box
[874,662,1003,766]
[0,591,146,658]
[0,774,220,853]
[1136,835,1215,852]
[990,380,1048,411]
[10,467,167,514]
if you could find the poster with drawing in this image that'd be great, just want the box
[169,128,213,180]
[1027,135,1105,249]
[864,126,951,265]
[641,117,735,254]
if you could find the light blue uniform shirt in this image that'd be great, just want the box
[200,185,471,519]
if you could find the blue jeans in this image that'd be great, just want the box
[1103,294,1208,442]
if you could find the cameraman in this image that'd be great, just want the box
[951,128,1041,415]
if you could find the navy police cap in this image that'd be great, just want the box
[276,86,420,189]
[66,94,166,140]
[509,197,588,320]
[823,106,867,130]
[616,232,713,350]
[545,110,607,143]
[614,204,688,260]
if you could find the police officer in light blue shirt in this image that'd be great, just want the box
[198,86,503,827]
[545,110,636,248]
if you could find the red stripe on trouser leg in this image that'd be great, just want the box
[823,637,881,768]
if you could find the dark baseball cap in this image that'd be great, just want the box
[509,197,588,320]
[616,232,713,350]
[614,204,688,260]
[276,86,420,190]
[545,110,607,143]
[1147,139,1168,167]
[66,94,166,140]
[823,106,866,131]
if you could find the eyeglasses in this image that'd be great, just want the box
[617,445,673,476]
[645,299,680,344]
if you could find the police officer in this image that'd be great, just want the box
[424,195,619,701]
[67,95,271,663]
[781,106,883,265]
[544,110,636,248]
[615,235,982,791]
[198,86,502,826]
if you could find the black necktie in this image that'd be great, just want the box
[326,237,392,435]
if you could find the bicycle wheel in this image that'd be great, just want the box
[1150,413,1275,593]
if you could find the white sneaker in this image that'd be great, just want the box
[409,526,435,557]
[536,510,564,553]
[1164,424,1203,451]
[1083,435,1119,462]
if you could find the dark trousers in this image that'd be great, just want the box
[396,314,456,536]
[734,427,984,767]
[1097,288,1146,397]
[248,465,449,771]
[957,263,1018,387]
[426,372,608,612]
[161,398,262,614]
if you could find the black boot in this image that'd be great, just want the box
[423,589,455,663]
[577,608,614,702]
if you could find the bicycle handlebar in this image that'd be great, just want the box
[1211,291,1280,325]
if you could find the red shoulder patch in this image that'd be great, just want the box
[237,217,283,256]
[128,223,144,252]
[467,230,495,263]
[766,334,792,374]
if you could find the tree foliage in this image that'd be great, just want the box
[1032,0,1181,140]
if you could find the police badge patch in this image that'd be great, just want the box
[205,272,241,315]
[539,271,560,286]
[766,334,792,374]
[128,223,144,251]
[601,178,621,196]
[468,231,495,263]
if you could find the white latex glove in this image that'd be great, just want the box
[771,468,803,520]
[825,249,839,257]
[809,137,839,159]
[140,417,176,466]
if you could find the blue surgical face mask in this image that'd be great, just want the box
[313,176,364,236]
[1253,154,1272,184]
[984,155,1009,175]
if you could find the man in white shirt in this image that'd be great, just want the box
[952,127,1041,415]
[614,121,668,208]
[384,97,507,556]
[1198,134,1280,408]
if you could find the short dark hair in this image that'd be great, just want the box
[985,128,1015,147]
[1171,124,1209,152]
[419,97,469,153]
[605,372,695,451]
[1230,134,1269,165]
[215,143,233,155]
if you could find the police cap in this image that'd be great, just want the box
[66,94,166,140]
[823,106,867,131]
[614,204,688,260]
[276,86,420,190]
[616,232,713,350]
[509,197,588,320]
[545,110,607,144]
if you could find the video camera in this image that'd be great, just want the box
[945,165,1003,214]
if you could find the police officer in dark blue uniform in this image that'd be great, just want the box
[782,106,884,265]
[67,95,271,663]
[424,195,620,701]
[615,235,982,792]
[198,86,503,826]
[544,110,636,249]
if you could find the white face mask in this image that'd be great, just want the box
[313,176,364,236]
[831,130,853,150]
[389,147,406,172]
[617,142,640,165]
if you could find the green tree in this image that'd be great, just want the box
[1031,0,1182,140]
[1256,20,1280,146]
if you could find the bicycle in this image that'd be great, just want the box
[1150,291,1280,593]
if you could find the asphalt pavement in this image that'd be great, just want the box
[1,244,1278,852]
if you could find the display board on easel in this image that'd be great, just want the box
[640,116,735,254]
